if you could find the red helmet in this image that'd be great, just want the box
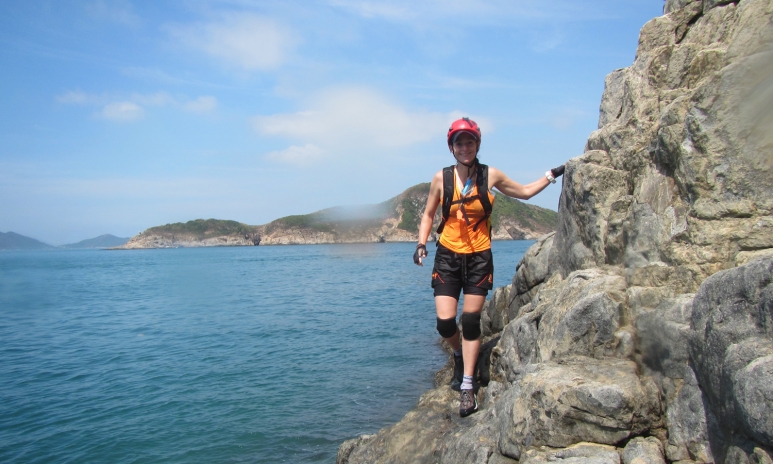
[447,117,481,146]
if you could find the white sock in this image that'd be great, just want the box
[453,349,462,357]
[461,375,473,390]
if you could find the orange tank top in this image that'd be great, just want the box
[438,173,495,254]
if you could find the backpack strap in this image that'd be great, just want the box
[435,165,456,236]
[472,164,492,233]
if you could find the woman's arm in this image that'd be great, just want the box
[414,171,443,265]
[489,166,563,200]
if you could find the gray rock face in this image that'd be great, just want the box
[635,294,695,379]
[521,442,621,464]
[689,257,773,449]
[497,358,660,458]
[338,2,773,463]
[662,366,716,462]
[623,436,666,464]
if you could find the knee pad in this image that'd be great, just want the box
[461,312,481,340]
[436,317,458,339]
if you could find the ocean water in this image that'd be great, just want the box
[0,241,533,463]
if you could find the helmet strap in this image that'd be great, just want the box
[456,157,478,178]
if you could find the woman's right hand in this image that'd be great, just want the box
[413,244,427,266]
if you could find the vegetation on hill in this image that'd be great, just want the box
[144,219,258,239]
[391,183,431,232]
[490,193,558,231]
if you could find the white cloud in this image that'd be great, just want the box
[184,96,218,113]
[101,102,144,121]
[254,86,453,148]
[265,144,325,166]
[253,86,491,166]
[167,13,299,71]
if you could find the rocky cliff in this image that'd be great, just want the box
[118,184,557,248]
[338,1,773,463]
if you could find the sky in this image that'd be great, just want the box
[0,0,665,245]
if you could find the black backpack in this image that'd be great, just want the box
[435,163,492,237]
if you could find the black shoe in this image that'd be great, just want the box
[459,389,478,417]
[450,354,463,391]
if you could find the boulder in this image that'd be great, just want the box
[622,436,666,464]
[689,257,773,450]
[497,358,661,459]
[662,366,716,462]
[520,442,621,464]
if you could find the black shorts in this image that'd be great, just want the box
[431,243,494,299]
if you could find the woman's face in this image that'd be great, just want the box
[452,132,479,163]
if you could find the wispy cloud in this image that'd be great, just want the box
[166,13,300,71]
[101,101,144,121]
[85,0,141,27]
[56,90,218,121]
[326,0,605,25]
[56,90,100,105]
[184,96,218,113]
[265,144,325,166]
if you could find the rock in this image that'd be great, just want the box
[510,232,555,311]
[536,270,626,362]
[549,159,631,277]
[336,387,460,464]
[497,358,661,458]
[689,257,773,449]
[635,294,695,378]
[662,366,716,462]
[337,435,375,464]
[521,442,621,464]
[493,267,628,382]
[623,436,666,464]
[481,284,512,337]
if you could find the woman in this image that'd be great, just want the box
[413,117,564,417]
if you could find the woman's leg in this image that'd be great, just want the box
[435,295,461,351]
[460,294,486,377]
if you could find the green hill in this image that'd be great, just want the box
[143,219,259,240]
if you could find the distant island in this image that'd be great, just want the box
[0,231,55,250]
[117,183,558,249]
[60,234,130,249]
[0,232,130,250]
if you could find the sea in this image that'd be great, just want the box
[0,240,533,463]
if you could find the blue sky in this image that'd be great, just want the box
[0,0,664,245]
